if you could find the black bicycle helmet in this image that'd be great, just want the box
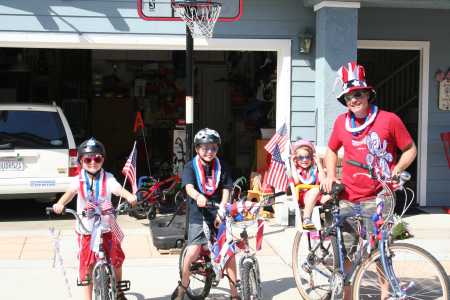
[77,137,106,159]
[194,128,221,146]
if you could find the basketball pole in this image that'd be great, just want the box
[185,25,194,160]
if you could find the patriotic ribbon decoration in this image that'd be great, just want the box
[345,104,378,135]
[79,169,124,252]
[192,155,221,196]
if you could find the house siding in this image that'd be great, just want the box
[359,7,450,206]
[0,0,318,142]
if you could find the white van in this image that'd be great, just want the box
[0,103,78,201]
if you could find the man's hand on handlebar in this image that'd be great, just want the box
[52,203,65,214]
[322,175,337,194]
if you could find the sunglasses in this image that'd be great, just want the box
[82,155,104,164]
[199,145,219,153]
[296,155,311,161]
[344,90,368,102]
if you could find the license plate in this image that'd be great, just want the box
[0,158,24,171]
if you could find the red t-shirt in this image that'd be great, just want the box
[328,110,413,202]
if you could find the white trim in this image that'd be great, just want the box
[314,1,361,11]
[0,30,292,139]
[358,40,430,207]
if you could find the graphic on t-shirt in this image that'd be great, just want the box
[365,131,393,179]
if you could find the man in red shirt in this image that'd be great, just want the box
[322,62,417,300]
[323,61,417,201]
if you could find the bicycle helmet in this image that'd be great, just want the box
[291,139,315,154]
[77,137,106,159]
[194,128,221,146]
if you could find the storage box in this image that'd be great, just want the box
[260,128,275,139]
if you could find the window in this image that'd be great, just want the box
[0,110,68,149]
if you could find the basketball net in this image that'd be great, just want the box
[173,2,222,38]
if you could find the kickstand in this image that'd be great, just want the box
[165,201,185,227]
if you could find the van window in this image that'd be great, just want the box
[0,110,68,149]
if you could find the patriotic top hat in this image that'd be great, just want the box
[336,62,375,105]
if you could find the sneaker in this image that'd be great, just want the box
[302,218,317,230]
[171,282,186,300]
[117,292,128,300]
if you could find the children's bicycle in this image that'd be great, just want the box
[178,180,284,300]
[46,203,132,300]
[292,160,449,300]
[130,174,183,220]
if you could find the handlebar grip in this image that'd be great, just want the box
[271,191,285,198]
[346,160,369,170]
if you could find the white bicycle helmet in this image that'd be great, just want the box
[194,128,221,146]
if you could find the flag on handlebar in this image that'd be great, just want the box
[255,219,264,251]
[122,141,138,194]
[264,122,288,154]
[264,144,288,191]
[212,221,237,270]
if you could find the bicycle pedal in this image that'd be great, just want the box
[212,279,220,287]
[77,278,91,286]
[117,280,131,292]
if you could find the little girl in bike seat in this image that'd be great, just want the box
[52,138,136,300]
[291,139,330,230]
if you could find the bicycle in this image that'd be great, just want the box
[130,174,184,220]
[292,160,449,300]
[45,203,132,300]
[178,179,284,300]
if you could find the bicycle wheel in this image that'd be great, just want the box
[93,263,117,300]
[241,260,262,300]
[353,243,449,300]
[292,230,339,300]
[178,245,213,300]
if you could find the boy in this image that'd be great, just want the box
[171,128,239,300]
[52,138,137,300]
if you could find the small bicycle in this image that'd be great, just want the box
[46,203,132,300]
[292,160,449,300]
[178,179,284,300]
[131,174,184,220]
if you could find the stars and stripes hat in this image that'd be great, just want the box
[336,61,376,105]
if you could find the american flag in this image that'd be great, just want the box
[122,142,137,194]
[264,144,288,191]
[264,122,288,154]
[212,221,236,270]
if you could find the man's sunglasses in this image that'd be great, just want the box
[82,155,104,164]
[296,155,311,161]
[344,90,368,102]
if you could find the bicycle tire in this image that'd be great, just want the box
[353,242,449,300]
[93,263,117,300]
[241,259,262,300]
[292,230,339,300]
[178,245,213,300]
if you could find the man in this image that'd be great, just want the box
[322,62,417,300]
[323,61,417,200]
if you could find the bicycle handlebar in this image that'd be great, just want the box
[347,159,411,187]
[45,207,91,233]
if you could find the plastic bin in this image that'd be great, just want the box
[150,214,186,249]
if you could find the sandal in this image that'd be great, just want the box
[302,218,317,230]
[171,281,187,300]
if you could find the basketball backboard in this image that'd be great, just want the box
[137,0,243,22]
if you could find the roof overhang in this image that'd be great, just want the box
[304,0,450,10]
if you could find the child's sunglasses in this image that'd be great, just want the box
[82,155,104,164]
[296,155,311,161]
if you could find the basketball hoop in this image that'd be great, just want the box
[172,1,222,38]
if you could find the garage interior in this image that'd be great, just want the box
[0,48,277,181]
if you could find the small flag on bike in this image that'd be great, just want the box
[264,144,288,191]
[264,122,288,154]
[212,221,236,270]
[255,219,264,251]
[122,141,138,194]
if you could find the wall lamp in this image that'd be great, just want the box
[298,30,313,54]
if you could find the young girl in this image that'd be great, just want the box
[52,138,137,300]
[291,139,329,230]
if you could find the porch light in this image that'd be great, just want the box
[298,30,313,54]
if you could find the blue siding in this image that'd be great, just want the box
[0,0,318,143]
[359,8,450,207]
